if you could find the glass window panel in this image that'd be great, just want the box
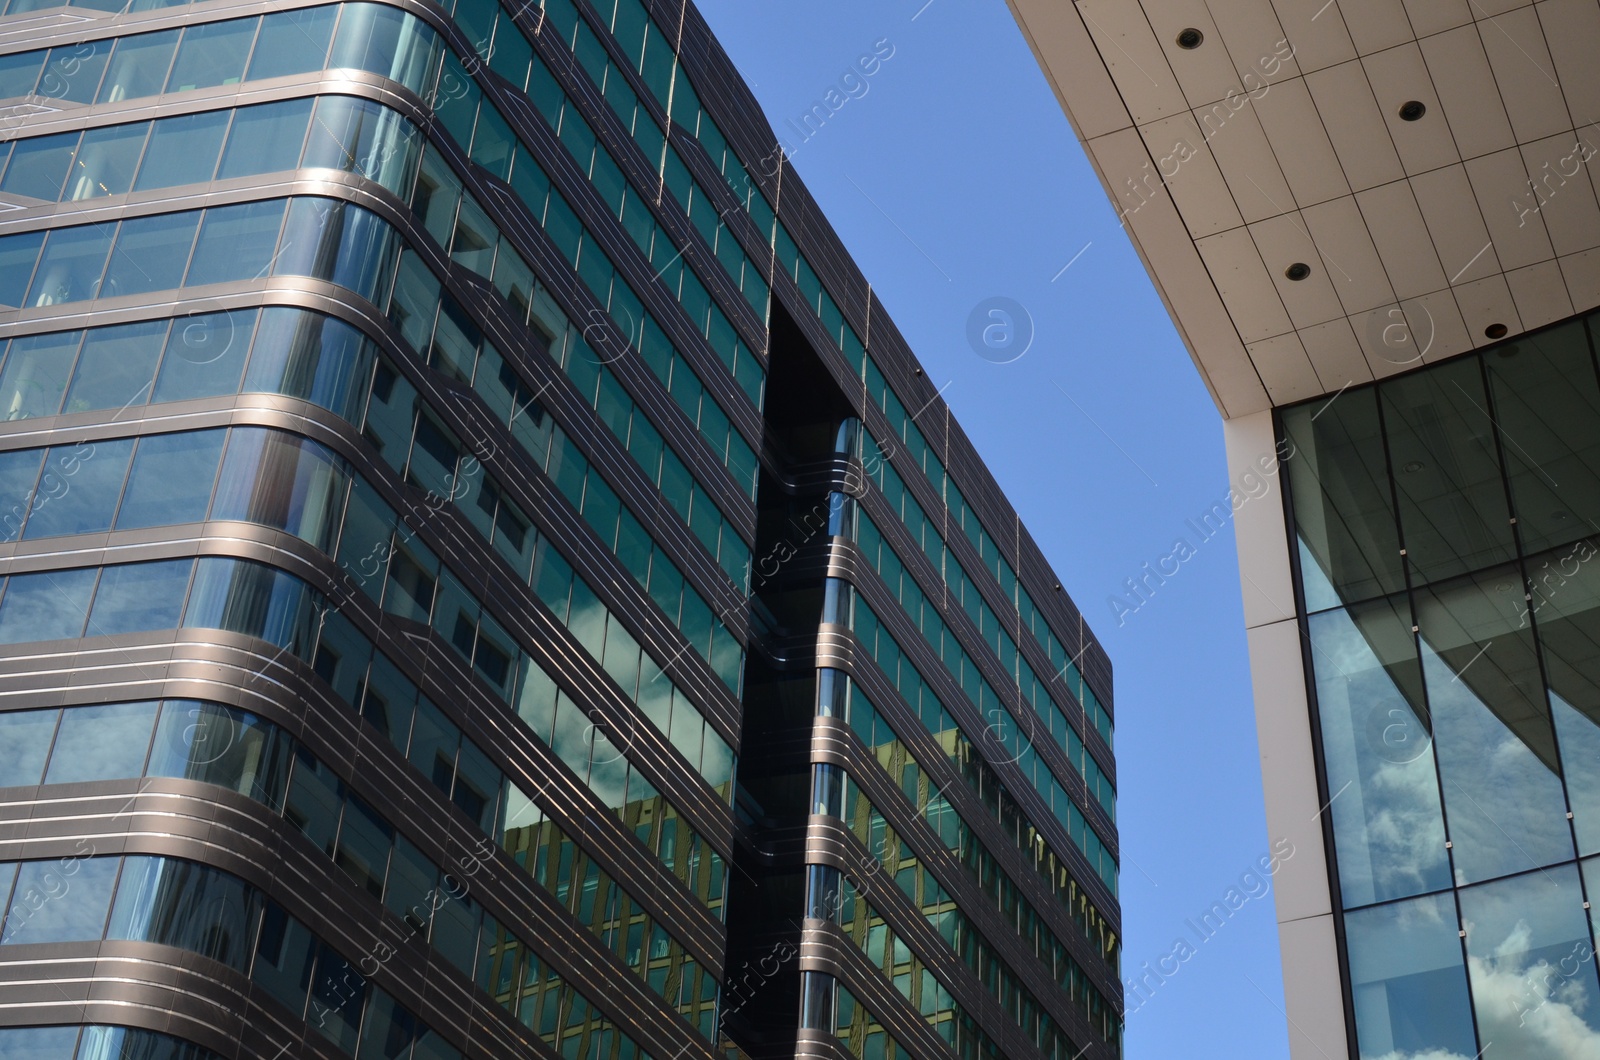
[357,986,419,1060]
[1281,389,1404,609]
[0,132,76,201]
[1531,541,1600,855]
[38,38,110,104]
[0,51,42,100]
[0,1027,78,1060]
[1309,600,1450,907]
[0,230,45,307]
[134,110,229,191]
[65,123,148,202]
[1460,864,1600,1053]
[186,199,285,286]
[64,320,165,416]
[167,18,256,91]
[333,793,391,899]
[1346,891,1477,1060]
[45,701,158,783]
[148,700,291,808]
[254,902,315,1016]
[2,856,118,944]
[152,307,255,403]
[283,746,342,856]
[407,698,458,796]
[1485,322,1600,555]
[383,833,434,933]
[217,99,313,179]
[23,438,134,539]
[101,209,199,298]
[1417,565,1574,882]
[108,856,261,972]
[248,6,337,81]
[97,29,179,104]
[245,308,375,423]
[0,708,55,787]
[86,559,192,635]
[0,331,78,422]
[27,223,114,306]
[309,942,366,1052]
[116,430,225,529]
[1382,358,1515,585]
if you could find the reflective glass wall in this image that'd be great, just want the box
[1281,309,1600,1059]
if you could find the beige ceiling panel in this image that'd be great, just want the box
[1142,0,1245,110]
[1251,78,1351,207]
[1472,0,1534,19]
[1248,213,1349,327]
[1197,226,1297,341]
[1248,331,1325,402]
[1407,288,1474,364]
[1004,0,1135,139]
[1200,100,1297,222]
[1351,300,1439,375]
[1204,0,1303,88]
[1410,165,1502,285]
[1506,258,1576,327]
[1090,127,1270,414]
[1138,114,1245,236]
[1540,0,1600,133]
[1481,9,1572,145]
[1296,317,1374,388]
[1418,25,1517,162]
[1265,0,1357,74]
[1559,247,1600,313]
[1354,180,1449,297]
[1301,196,1396,313]
[1074,0,1187,124]
[1399,0,1473,37]
[1305,60,1406,191]
[1517,136,1600,260]
[1362,44,1458,175]
[1337,0,1415,55]
[1465,149,1555,270]
[1451,274,1524,346]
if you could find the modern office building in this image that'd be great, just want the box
[1011,0,1600,1056]
[0,2,1122,1060]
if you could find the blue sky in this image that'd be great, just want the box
[693,1,1291,1055]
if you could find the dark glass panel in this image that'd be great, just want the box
[100,210,199,298]
[216,98,313,180]
[26,223,114,306]
[2,856,118,944]
[283,746,341,857]
[151,308,254,403]
[1460,864,1600,1052]
[1416,564,1573,883]
[182,557,320,655]
[247,6,336,81]
[244,308,375,423]
[107,856,262,972]
[185,200,284,285]
[357,986,419,1060]
[253,902,315,1016]
[45,701,158,782]
[213,428,349,550]
[87,559,193,635]
[166,17,256,92]
[0,132,76,201]
[63,320,166,415]
[334,793,391,898]
[97,29,179,104]
[64,122,146,200]
[308,943,366,1052]
[22,437,134,538]
[383,834,434,933]
[1383,357,1515,585]
[0,708,55,787]
[0,567,96,642]
[116,430,225,529]
[134,111,228,191]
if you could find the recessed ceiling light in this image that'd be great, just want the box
[1285,262,1311,281]
[1177,28,1204,48]
[1399,100,1427,121]
[1486,323,1509,339]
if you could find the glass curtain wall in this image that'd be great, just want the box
[1281,309,1600,1059]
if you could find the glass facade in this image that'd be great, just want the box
[0,0,1117,1057]
[1282,308,1600,1059]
